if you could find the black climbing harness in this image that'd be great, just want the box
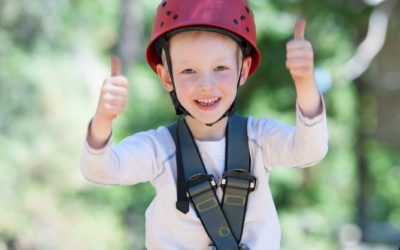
[168,115,256,250]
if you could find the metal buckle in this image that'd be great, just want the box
[188,173,217,188]
[221,169,256,192]
[186,173,217,197]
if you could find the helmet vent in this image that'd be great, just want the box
[162,1,167,7]
[246,27,250,32]
[233,19,239,25]
[160,21,164,27]
[241,15,246,20]
[245,6,253,16]
[173,14,178,20]
[166,10,171,16]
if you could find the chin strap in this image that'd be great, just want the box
[159,36,245,126]
[160,36,189,116]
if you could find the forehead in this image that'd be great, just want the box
[169,31,239,56]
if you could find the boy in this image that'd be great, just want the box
[80,0,328,249]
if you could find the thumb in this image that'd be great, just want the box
[111,55,122,76]
[294,19,306,40]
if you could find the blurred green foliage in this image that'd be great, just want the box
[1,0,399,249]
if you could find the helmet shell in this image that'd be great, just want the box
[146,0,261,77]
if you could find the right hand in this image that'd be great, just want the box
[95,56,129,123]
[87,56,129,149]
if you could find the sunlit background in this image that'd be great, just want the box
[0,0,399,249]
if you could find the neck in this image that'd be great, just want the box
[185,116,228,141]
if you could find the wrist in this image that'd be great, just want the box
[92,113,113,129]
[294,75,315,87]
[295,77,322,118]
[87,115,113,149]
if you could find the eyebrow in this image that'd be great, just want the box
[174,57,234,65]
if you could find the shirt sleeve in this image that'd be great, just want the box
[80,123,166,185]
[253,95,329,170]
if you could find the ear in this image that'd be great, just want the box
[156,64,174,92]
[239,56,252,86]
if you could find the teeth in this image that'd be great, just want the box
[197,97,219,104]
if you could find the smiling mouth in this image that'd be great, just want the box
[194,97,221,111]
[195,97,221,107]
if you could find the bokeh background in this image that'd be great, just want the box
[1,0,399,249]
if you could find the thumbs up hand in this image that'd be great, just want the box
[286,19,323,118]
[88,56,129,149]
[286,19,315,85]
[95,56,129,121]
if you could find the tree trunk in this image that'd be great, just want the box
[116,0,143,74]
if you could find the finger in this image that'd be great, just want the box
[101,85,128,99]
[104,98,127,109]
[286,49,313,59]
[104,103,124,114]
[102,96,127,109]
[294,19,306,40]
[103,90,127,101]
[286,58,313,66]
[287,40,311,50]
[102,81,129,96]
[104,76,129,88]
[105,87,129,98]
[111,55,122,76]
[289,68,312,77]
[286,59,313,69]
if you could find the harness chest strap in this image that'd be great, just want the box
[168,115,256,249]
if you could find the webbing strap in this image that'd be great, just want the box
[225,115,250,170]
[167,115,254,249]
[222,115,253,242]
[177,119,239,249]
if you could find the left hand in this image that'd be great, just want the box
[286,19,315,85]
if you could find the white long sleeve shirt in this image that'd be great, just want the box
[80,104,328,250]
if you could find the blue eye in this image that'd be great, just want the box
[181,69,195,74]
[215,66,228,71]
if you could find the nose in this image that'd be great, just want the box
[199,72,215,91]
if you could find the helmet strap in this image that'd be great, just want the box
[159,36,191,116]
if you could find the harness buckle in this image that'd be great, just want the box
[220,169,256,192]
[187,173,217,197]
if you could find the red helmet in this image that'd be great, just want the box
[146,0,261,77]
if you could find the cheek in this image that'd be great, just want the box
[174,73,238,95]
[216,70,239,82]
[217,74,239,90]
[222,75,240,101]
[174,80,195,100]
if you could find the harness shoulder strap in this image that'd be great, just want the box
[167,121,190,213]
[167,116,255,250]
[170,120,239,249]
[226,115,250,171]
[221,115,255,243]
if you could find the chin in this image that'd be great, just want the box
[189,112,227,125]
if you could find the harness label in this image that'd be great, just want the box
[224,195,246,206]
[196,197,218,212]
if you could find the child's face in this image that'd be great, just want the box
[157,31,252,125]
